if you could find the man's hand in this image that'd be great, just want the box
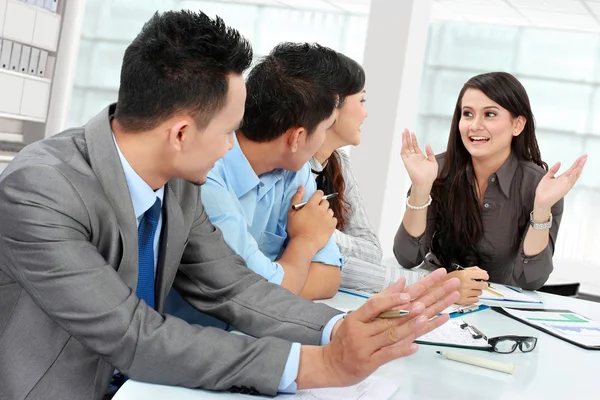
[447,267,489,305]
[296,269,460,389]
[287,186,337,253]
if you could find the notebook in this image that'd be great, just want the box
[496,307,600,350]
[416,318,491,351]
[479,283,542,303]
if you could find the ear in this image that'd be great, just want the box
[286,127,305,153]
[513,116,526,137]
[166,119,191,152]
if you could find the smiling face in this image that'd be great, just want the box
[458,88,524,162]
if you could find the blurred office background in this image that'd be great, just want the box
[3,0,600,295]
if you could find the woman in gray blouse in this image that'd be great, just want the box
[394,72,587,305]
[311,53,426,293]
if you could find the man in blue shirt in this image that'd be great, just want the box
[202,43,344,300]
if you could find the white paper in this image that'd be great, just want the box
[479,283,542,303]
[276,375,399,400]
[416,318,490,348]
[503,308,600,347]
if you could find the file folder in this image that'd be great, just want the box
[9,43,22,71]
[28,48,40,75]
[19,46,31,74]
[0,40,11,69]
[37,50,48,77]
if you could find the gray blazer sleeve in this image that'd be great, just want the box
[0,164,339,396]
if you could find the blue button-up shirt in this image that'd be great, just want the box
[202,134,343,285]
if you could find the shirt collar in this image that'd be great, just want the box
[309,156,329,174]
[112,133,164,219]
[495,151,518,197]
[222,133,287,198]
[222,133,261,198]
[466,151,518,198]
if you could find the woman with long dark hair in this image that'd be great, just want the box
[394,72,587,305]
[311,53,426,292]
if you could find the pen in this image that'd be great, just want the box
[485,286,504,298]
[291,192,338,211]
[437,350,514,374]
[377,309,410,318]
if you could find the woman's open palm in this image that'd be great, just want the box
[401,129,438,188]
[535,155,587,209]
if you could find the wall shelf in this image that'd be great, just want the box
[0,67,51,83]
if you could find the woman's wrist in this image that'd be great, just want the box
[532,199,552,223]
[408,185,432,207]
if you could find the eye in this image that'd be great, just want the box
[462,111,473,117]
[360,98,366,103]
[485,112,497,117]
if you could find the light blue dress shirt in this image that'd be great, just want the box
[202,134,343,285]
[114,136,343,393]
[114,136,164,269]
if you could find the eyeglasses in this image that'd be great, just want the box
[487,336,537,354]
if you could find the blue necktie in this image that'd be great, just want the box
[136,198,161,309]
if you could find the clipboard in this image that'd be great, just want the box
[494,307,600,350]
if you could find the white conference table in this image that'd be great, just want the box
[115,291,600,400]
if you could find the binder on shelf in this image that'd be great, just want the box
[9,43,22,72]
[28,48,40,75]
[0,40,10,69]
[19,46,31,74]
[45,55,55,79]
[37,50,48,77]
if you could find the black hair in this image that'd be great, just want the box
[114,10,253,131]
[240,42,341,142]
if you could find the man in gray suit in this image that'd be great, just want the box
[0,10,460,400]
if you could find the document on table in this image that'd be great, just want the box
[479,283,542,303]
[276,375,399,400]
[416,318,491,350]
[502,308,600,348]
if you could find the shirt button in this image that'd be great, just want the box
[484,203,490,208]
[491,177,496,183]
[524,260,529,264]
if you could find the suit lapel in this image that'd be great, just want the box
[84,104,139,289]
[155,184,186,311]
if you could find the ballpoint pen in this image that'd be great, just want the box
[291,192,338,211]
[451,263,504,298]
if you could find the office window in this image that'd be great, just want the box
[67,0,368,128]
[417,22,600,294]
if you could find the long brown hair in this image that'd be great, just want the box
[315,52,365,231]
[430,72,547,268]
[315,151,350,230]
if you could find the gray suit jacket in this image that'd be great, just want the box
[0,105,341,400]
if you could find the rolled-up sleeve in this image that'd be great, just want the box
[511,198,563,290]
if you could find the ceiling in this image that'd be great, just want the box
[218,0,600,32]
